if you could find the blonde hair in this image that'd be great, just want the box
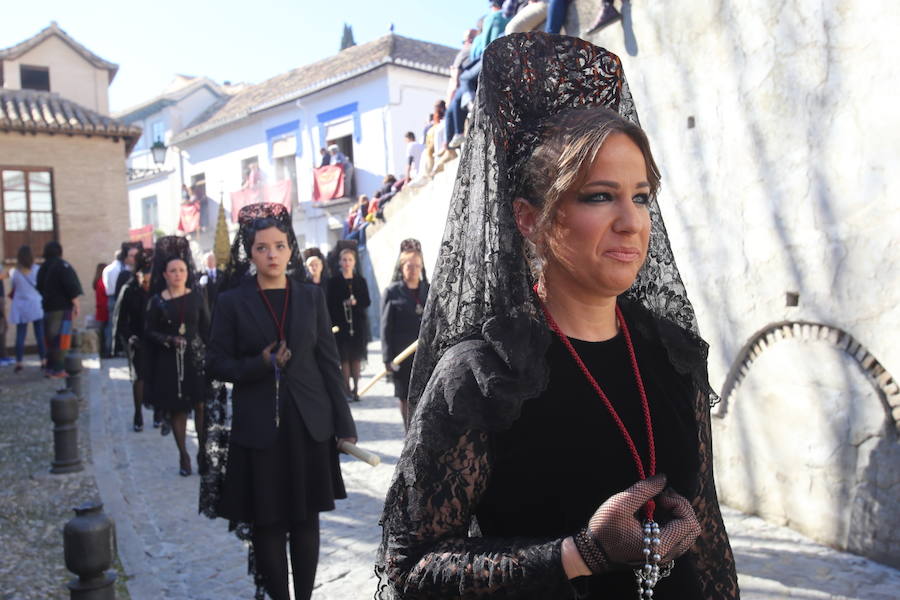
[399,250,422,269]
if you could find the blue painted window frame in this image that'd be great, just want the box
[265,120,302,163]
[316,102,361,148]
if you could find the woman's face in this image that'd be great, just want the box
[340,252,356,273]
[401,254,423,285]
[163,259,188,289]
[544,133,652,299]
[250,227,290,279]
[306,257,322,280]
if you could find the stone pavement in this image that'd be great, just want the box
[86,344,900,599]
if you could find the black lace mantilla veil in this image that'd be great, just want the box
[198,203,305,599]
[150,236,197,295]
[375,33,738,599]
[390,238,430,284]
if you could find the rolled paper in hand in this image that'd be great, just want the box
[358,340,419,397]
[337,440,381,466]
[391,339,418,368]
[332,326,340,334]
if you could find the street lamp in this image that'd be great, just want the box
[150,139,167,165]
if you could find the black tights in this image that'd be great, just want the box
[253,515,320,600]
[341,359,362,398]
[170,404,205,473]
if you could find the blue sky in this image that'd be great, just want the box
[3,0,492,113]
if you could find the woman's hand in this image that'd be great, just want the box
[577,474,700,572]
[261,341,277,366]
[274,341,291,368]
[337,436,358,451]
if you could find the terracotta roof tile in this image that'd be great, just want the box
[174,34,458,143]
[0,89,142,154]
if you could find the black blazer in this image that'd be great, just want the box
[206,277,357,449]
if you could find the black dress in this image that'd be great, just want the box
[144,291,210,412]
[380,280,429,400]
[476,327,703,598]
[114,281,150,380]
[326,274,370,362]
[216,289,347,526]
[376,303,738,599]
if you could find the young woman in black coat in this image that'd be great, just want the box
[206,215,357,600]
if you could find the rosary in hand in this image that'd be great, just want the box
[258,281,291,427]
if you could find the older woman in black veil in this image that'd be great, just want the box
[375,34,739,599]
[380,238,429,430]
[202,203,357,600]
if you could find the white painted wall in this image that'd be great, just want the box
[570,0,900,393]
[385,66,451,178]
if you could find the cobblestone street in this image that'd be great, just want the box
[4,343,898,599]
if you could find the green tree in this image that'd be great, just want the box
[340,23,356,50]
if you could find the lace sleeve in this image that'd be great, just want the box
[688,386,740,598]
[377,428,572,599]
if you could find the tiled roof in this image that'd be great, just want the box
[0,22,119,83]
[174,34,458,143]
[0,89,142,154]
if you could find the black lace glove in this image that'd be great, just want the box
[574,474,701,573]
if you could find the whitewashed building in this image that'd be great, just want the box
[151,34,457,252]
[115,75,236,235]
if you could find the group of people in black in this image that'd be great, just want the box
[108,204,428,599]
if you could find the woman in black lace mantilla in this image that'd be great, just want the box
[374,33,739,599]
[144,236,210,477]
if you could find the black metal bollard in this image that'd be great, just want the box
[65,331,84,400]
[63,502,117,599]
[50,389,83,474]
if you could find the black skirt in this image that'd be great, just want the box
[392,358,413,401]
[217,390,347,526]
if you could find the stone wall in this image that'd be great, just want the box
[0,132,131,348]
[564,0,900,564]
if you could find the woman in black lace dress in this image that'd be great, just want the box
[326,247,370,401]
[145,237,210,476]
[375,34,739,599]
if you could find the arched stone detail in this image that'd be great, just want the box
[716,321,900,432]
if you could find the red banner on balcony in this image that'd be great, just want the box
[129,224,154,248]
[177,201,201,233]
[312,165,344,202]
[230,181,293,222]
